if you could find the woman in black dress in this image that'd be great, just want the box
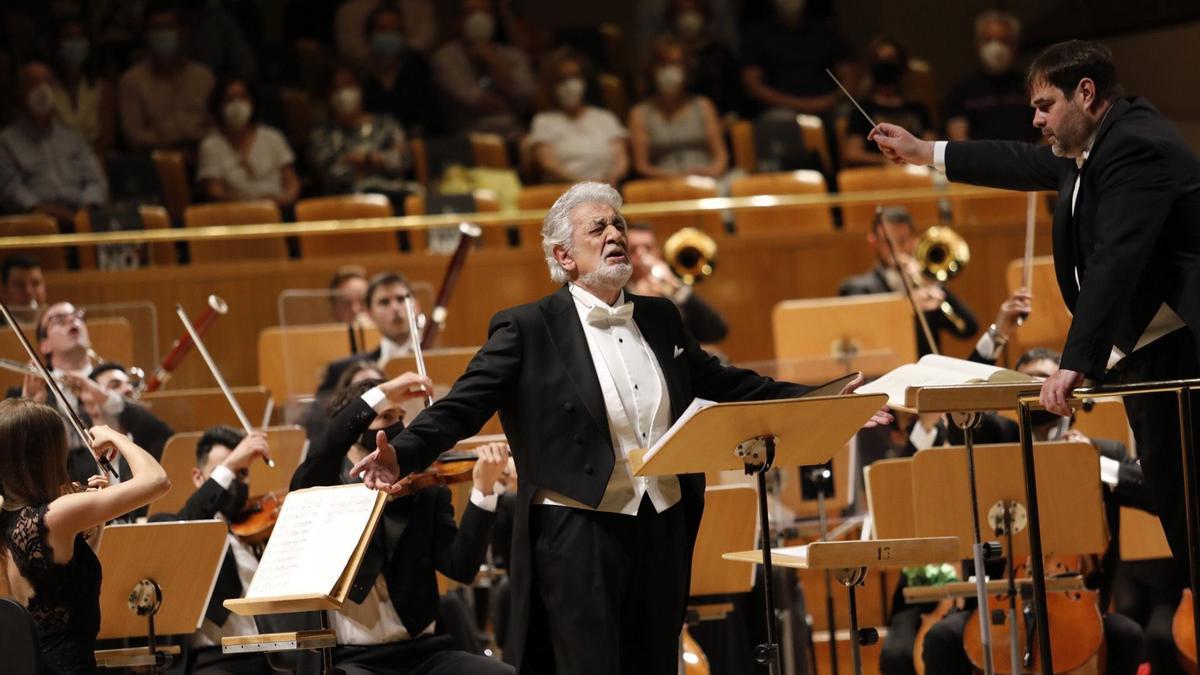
[0,399,170,674]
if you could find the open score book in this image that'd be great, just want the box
[853,354,1036,412]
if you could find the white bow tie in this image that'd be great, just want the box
[586,302,634,328]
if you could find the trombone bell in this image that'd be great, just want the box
[663,227,718,285]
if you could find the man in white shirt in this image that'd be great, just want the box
[316,271,421,394]
[869,40,1200,574]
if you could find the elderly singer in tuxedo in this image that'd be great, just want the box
[869,39,1200,582]
[351,181,890,674]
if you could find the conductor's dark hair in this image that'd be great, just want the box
[365,271,410,307]
[196,425,246,469]
[1026,40,1122,104]
[1016,347,1062,371]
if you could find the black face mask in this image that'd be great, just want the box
[360,419,406,451]
[870,60,904,86]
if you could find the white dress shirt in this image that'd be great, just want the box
[193,465,261,648]
[377,336,412,367]
[934,138,1184,369]
[535,285,681,515]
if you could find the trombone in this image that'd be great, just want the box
[663,227,718,285]
[914,225,971,333]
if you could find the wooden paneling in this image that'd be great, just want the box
[45,219,1052,391]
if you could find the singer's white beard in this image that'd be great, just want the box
[578,262,633,294]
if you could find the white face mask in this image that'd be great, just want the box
[463,11,495,43]
[674,10,704,39]
[331,87,362,116]
[556,77,585,109]
[979,40,1014,73]
[655,65,685,94]
[222,99,253,130]
[26,83,55,118]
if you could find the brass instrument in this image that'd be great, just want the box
[915,225,971,334]
[85,346,145,393]
[663,227,717,285]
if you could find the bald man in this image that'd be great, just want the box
[0,61,108,225]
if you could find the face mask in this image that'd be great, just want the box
[463,11,495,43]
[370,31,404,58]
[979,40,1013,73]
[331,87,362,116]
[655,65,685,94]
[59,38,89,68]
[148,29,180,58]
[774,0,805,18]
[556,77,585,109]
[26,84,55,118]
[870,60,904,86]
[222,99,252,130]
[674,10,704,39]
[360,419,406,451]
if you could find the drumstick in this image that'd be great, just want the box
[826,68,878,128]
[175,303,274,468]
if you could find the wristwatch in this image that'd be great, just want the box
[986,323,1008,348]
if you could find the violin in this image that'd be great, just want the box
[1174,589,1197,674]
[963,556,1104,674]
[389,451,477,497]
[230,490,286,546]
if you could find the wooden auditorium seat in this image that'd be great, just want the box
[797,114,834,177]
[621,176,722,239]
[728,119,756,173]
[730,170,835,236]
[295,194,398,258]
[184,200,286,263]
[0,214,67,270]
[952,189,1052,227]
[151,149,190,225]
[403,190,504,251]
[73,205,175,269]
[731,115,832,176]
[837,164,938,232]
[469,133,510,169]
[515,183,572,248]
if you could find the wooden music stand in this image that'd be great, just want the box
[772,294,916,383]
[632,393,887,674]
[1004,256,1071,360]
[688,485,757,622]
[140,386,272,433]
[257,323,381,401]
[94,521,228,671]
[1120,507,1173,561]
[863,458,917,540]
[149,426,307,517]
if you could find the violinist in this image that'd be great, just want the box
[316,271,422,395]
[290,371,513,675]
[150,425,274,675]
[918,348,1150,674]
[838,206,978,356]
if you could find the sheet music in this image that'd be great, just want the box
[642,398,716,464]
[244,484,379,599]
[855,355,1023,409]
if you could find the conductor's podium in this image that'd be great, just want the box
[724,537,960,674]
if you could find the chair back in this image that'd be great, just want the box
[837,165,938,232]
[622,176,722,239]
[515,183,572,247]
[730,170,834,236]
[0,597,42,675]
[151,150,190,225]
[184,200,286,263]
[295,194,397,258]
[404,191,503,251]
[470,133,509,169]
[0,215,66,270]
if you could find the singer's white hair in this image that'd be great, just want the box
[541,182,624,285]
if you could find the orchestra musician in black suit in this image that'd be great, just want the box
[316,271,422,395]
[350,182,890,674]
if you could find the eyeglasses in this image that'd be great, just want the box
[44,308,86,328]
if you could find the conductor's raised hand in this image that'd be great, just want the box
[868,123,935,166]
[380,372,434,403]
[350,429,403,492]
[838,373,894,428]
[472,442,510,496]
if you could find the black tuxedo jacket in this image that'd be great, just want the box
[387,286,814,667]
[316,347,383,394]
[291,395,494,635]
[838,267,979,355]
[944,97,1200,378]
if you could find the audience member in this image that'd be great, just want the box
[626,223,728,344]
[329,265,371,324]
[308,66,411,197]
[1,254,47,310]
[663,0,744,118]
[843,36,934,167]
[0,62,108,226]
[628,36,727,180]
[197,77,300,208]
[636,0,739,66]
[360,5,438,136]
[48,17,116,157]
[178,0,258,80]
[944,11,1039,142]
[431,0,536,140]
[117,0,215,153]
[740,0,856,119]
[528,48,628,185]
[335,0,440,67]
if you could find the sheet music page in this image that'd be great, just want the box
[642,398,716,464]
[245,484,379,599]
[855,355,1008,409]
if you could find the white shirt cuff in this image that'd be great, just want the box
[470,487,499,512]
[101,391,125,417]
[975,332,998,362]
[908,420,939,452]
[210,464,237,490]
[933,141,948,172]
[361,386,389,412]
[1099,456,1121,488]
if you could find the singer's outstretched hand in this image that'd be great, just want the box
[868,123,936,166]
